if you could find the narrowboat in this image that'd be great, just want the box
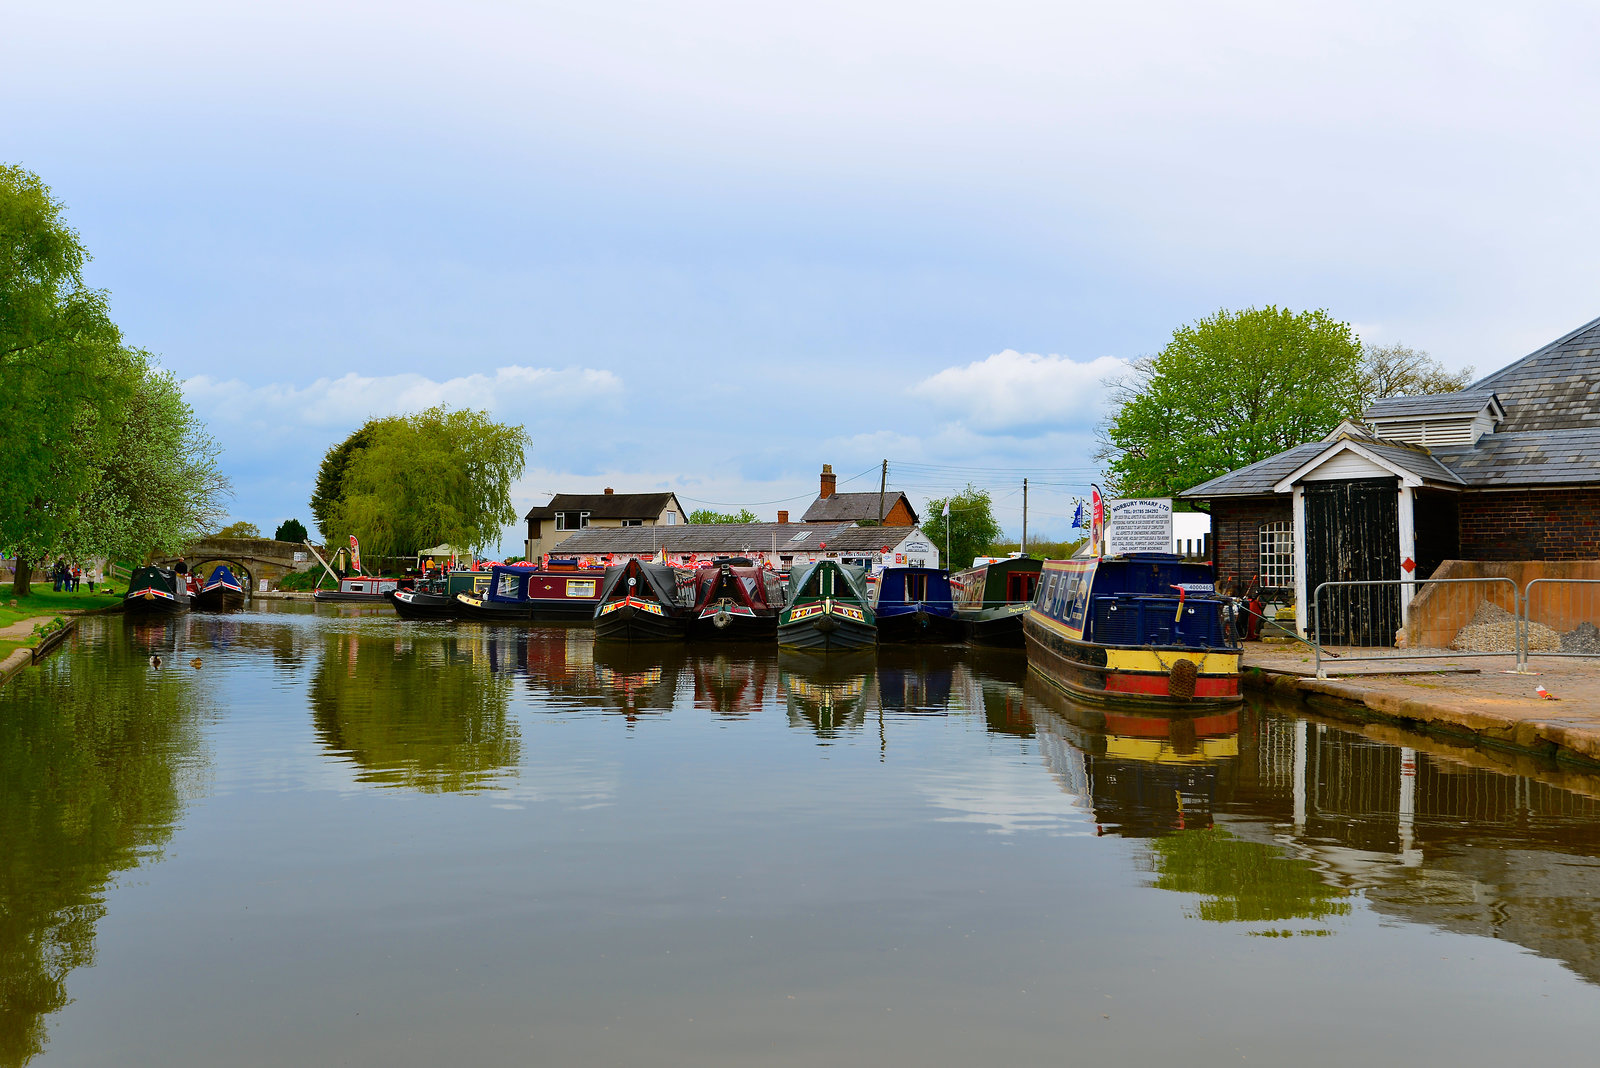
[686,557,783,641]
[952,556,1043,647]
[456,564,607,623]
[123,565,193,615]
[777,561,876,651]
[872,566,963,644]
[390,569,488,620]
[192,564,246,611]
[592,558,692,642]
[313,574,402,604]
[1023,553,1240,709]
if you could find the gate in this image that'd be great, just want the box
[1304,478,1400,646]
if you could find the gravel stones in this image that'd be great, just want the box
[1562,621,1600,653]
[1450,600,1594,653]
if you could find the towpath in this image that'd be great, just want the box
[1244,642,1600,766]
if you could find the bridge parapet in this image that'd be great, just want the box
[152,538,324,589]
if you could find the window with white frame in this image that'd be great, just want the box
[1259,522,1294,588]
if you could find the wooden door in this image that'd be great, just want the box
[1304,479,1400,646]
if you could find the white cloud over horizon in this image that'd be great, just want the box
[910,350,1128,434]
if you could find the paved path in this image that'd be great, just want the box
[0,615,58,640]
[1245,641,1600,766]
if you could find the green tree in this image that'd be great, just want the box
[213,520,260,539]
[322,406,529,558]
[1359,342,1474,409]
[273,518,308,543]
[1099,307,1364,499]
[309,422,375,540]
[921,485,1003,570]
[688,508,759,524]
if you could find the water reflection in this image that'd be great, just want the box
[779,651,874,740]
[309,628,520,793]
[0,621,209,1067]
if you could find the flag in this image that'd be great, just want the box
[348,535,363,575]
[1071,501,1085,529]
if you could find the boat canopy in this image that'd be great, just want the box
[202,564,242,592]
[691,563,778,611]
[784,560,871,606]
[597,558,685,606]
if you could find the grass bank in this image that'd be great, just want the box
[0,588,120,629]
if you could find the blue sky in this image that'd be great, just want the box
[11,1,1600,549]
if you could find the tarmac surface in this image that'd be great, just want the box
[1245,640,1600,767]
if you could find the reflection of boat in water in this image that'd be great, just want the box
[778,649,874,737]
[593,559,692,642]
[778,561,876,651]
[873,566,963,645]
[1026,674,1239,835]
[952,556,1041,648]
[873,645,957,710]
[687,559,782,642]
[687,648,776,717]
[1024,553,1240,709]
[193,564,246,611]
[123,565,194,615]
[592,643,687,719]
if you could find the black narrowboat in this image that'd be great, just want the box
[391,569,488,620]
[777,561,876,651]
[687,558,782,641]
[872,566,963,644]
[1023,553,1241,709]
[593,558,692,642]
[952,556,1042,647]
[123,565,193,615]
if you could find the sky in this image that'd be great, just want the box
[10,1,1600,551]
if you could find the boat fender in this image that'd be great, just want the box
[714,608,731,628]
[1168,658,1198,700]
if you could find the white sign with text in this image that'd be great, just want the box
[1105,498,1174,555]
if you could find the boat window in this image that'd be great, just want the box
[740,575,761,601]
[497,573,521,597]
[566,579,596,598]
[906,572,928,602]
[349,583,365,593]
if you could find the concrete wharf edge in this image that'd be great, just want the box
[1243,662,1600,771]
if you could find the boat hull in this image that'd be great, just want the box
[688,606,778,642]
[454,593,535,623]
[778,607,877,652]
[959,605,1028,648]
[594,600,689,643]
[527,598,603,623]
[390,589,461,619]
[313,591,397,605]
[192,587,245,611]
[1023,613,1241,710]
[122,591,189,615]
[876,609,964,645]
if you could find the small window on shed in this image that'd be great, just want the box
[1259,522,1294,589]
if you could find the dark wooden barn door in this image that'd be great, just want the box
[1304,479,1400,646]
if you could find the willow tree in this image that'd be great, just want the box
[321,406,529,559]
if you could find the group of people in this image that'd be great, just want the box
[48,560,100,593]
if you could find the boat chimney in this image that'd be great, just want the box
[604,487,614,494]
[819,464,836,499]
[777,510,789,524]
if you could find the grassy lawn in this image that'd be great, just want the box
[0,587,120,630]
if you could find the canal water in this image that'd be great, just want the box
[4,604,1600,1067]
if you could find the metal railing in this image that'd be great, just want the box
[1311,577,1523,678]
[1522,578,1600,661]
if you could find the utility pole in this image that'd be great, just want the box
[878,459,888,525]
[1021,478,1028,556]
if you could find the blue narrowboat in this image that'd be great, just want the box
[193,564,246,611]
[456,564,605,623]
[872,566,963,644]
[1023,553,1241,708]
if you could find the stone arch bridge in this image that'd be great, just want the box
[152,538,321,592]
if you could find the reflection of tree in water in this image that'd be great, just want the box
[0,631,206,1066]
[780,651,873,741]
[309,631,519,793]
[1147,828,1350,924]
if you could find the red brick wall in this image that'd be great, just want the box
[1460,489,1600,561]
[885,499,916,526]
[1209,497,1293,594]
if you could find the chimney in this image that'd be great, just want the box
[777,510,789,524]
[604,487,614,495]
[819,463,836,499]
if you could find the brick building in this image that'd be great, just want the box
[524,490,685,563]
[801,464,919,526]
[1181,314,1600,640]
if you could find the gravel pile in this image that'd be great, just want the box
[1451,601,1563,652]
[1561,621,1600,653]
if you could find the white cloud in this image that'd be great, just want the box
[910,350,1128,434]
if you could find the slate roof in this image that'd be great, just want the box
[802,491,918,524]
[525,492,680,522]
[1429,429,1600,487]
[1358,440,1466,486]
[1364,390,1501,421]
[1178,443,1329,498]
[1470,315,1600,433]
[547,523,922,556]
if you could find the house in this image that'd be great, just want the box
[1181,313,1600,642]
[524,489,686,562]
[551,518,939,571]
[801,464,919,526]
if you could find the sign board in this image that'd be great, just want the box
[258,579,269,592]
[293,551,307,562]
[1104,498,1174,556]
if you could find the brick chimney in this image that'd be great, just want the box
[777,510,789,524]
[819,464,836,499]
[604,487,614,495]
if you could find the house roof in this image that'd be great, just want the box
[1271,438,1465,493]
[1178,443,1329,498]
[1363,390,1503,421]
[1470,315,1600,432]
[547,522,923,556]
[1429,429,1600,487]
[525,492,680,522]
[802,491,918,524]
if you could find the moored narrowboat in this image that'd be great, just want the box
[593,558,692,642]
[873,566,963,644]
[777,561,876,651]
[1023,553,1240,708]
[193,564,246,611]
[313,574,402,604]
[123,565,193,615]
[687,558,782,641]
[456,564,607,623]
[391,569,488,619]
[952,556,1042,647]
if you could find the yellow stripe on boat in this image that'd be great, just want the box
[1102,649,1239,674]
